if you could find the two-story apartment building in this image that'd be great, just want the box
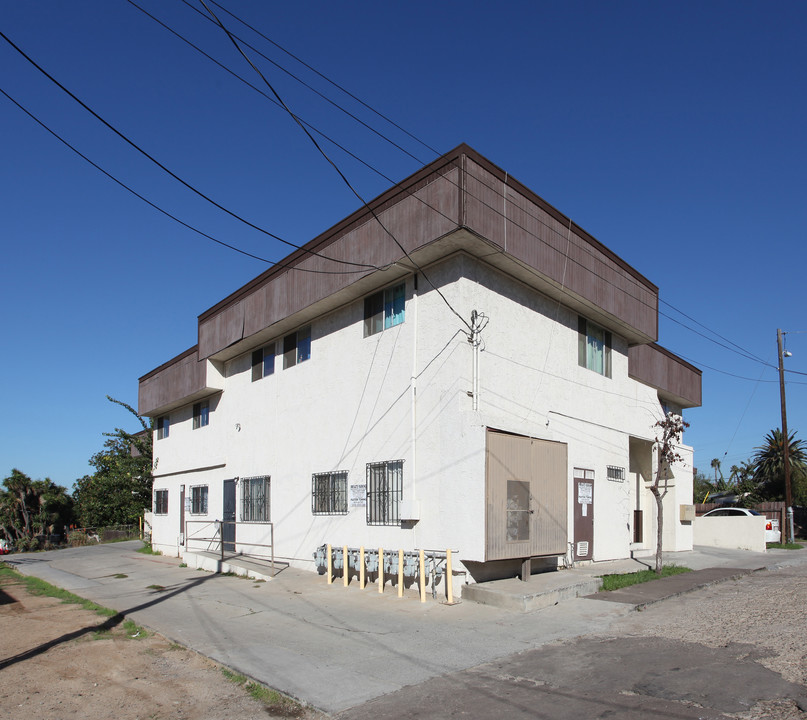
[139,144,701,592]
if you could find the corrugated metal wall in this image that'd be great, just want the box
[485,429,568,561]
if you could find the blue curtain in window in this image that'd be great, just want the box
[384,285,405,329]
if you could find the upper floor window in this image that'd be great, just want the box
[193,400,209,429]
[312,471,348,515]
[578,316,611,377]
[366,459,403,526]
[241,475,270,522]
[156,415,170,440]
[364,283,405,337]
[252,343,276,381]
[283,326,311,369]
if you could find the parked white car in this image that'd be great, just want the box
[701,508,781,543]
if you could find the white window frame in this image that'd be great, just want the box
[578,316,612,377]
[364,282,405,337]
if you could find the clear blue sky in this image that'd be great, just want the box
[2,1,805,490]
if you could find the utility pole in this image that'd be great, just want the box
[777,328,794,543]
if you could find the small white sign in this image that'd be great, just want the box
[350,484,366,508]
[578,482,593,504]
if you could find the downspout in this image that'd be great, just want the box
[410,273,419,537]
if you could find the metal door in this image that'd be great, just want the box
[485,429,567,560]
[573,469,594,561]
[222,479,236,552]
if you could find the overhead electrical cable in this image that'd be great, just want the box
[151,0,806,372]
[177,0,428,166]
[0,29,379,272]
[126,0,417,185]
[0,85,365,275]
[197,0,473,333]
[206,0,440,158]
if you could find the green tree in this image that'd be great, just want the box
[73,397,152,527]
[751,429,807,504]
[693,470,713,504]
[0,469,74,543]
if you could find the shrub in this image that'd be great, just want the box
[67,531,95,547]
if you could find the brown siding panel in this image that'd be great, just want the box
[464,158,658,341]
[629,343,702,408]
[138,347,207,417]
[198,167,460,359]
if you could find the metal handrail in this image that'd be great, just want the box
[184,519,275,576]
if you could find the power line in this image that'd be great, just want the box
[0,29,379,273]
[125,0,417,185]
[197,0,473,333]
[177,0,428,166]
[205,0,440,158]
[0,85,365,275]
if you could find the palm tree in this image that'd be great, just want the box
[751,429,807,501]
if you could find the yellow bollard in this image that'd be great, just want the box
[446,549,453,604]
[343,545,349,587]
[327,544,333,585]
[398,549,404,598]
[419,549,426,603]
[378,547,384,594]
[360,546,366,589]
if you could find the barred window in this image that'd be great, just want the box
[190,485,208,514]
[241,476,270,522]
[154,489,168,515]
[366,460,403,526]
[607,466,625,482]
[312,471,348,515]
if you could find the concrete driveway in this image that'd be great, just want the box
[6,542,806,715]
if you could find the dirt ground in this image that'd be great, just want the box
[0,573,324,720]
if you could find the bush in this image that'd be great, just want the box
[67,531,96,547]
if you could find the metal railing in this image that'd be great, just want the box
[184,520,275,576]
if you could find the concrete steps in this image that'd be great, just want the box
[463,570,603,612]
[182,549,287,581]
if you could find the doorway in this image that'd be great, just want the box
[222,479,236,552]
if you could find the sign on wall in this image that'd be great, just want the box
[350,484,366,508]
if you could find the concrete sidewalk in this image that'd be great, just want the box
[5,542,806,714]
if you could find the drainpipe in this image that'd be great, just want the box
[410,274,419,532]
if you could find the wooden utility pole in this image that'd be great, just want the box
[777,329,794,542]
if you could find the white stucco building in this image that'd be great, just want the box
[139,145,701,592]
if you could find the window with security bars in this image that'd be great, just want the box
[240,476,270,522]
[366,460,403,525]
[154,489,168,515]
[190,485,208,514]
[607,466,625,482]
[311,471,348,515]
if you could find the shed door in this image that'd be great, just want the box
[485,430,567,561]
